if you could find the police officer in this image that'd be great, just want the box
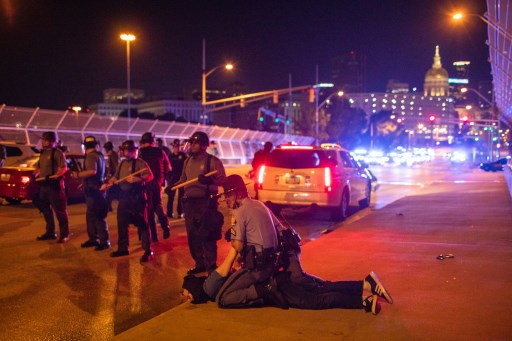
[176,131,226,274]
[156,138,171,158]
[73,136,110,251]
[103,141,120,212]
[165,139,187,218]
[215,174,286,308]
[138,132,171,241]
[101,140,154,263]
[34,131,70,243]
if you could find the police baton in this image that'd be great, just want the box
[99,168,148,191]
[167,170,218,191]
[35,174,61,182]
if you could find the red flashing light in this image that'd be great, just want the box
[429,115,436,122]
[257,165,266,189]
[21,176,31,184]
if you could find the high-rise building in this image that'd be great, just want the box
[331,50,366,92]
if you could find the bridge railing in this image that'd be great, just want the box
[0,104,315,164]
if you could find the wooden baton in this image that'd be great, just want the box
[168,170,218,191]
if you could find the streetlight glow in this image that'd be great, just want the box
[120,33,135,41]
[225,63,234,70]
[453,13,463,20]
[120,33,136,134]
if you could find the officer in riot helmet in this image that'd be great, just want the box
[101,140,154,263]
[165,138,187,218]
[103,141,120,211]
[72,136,110,250]
[175,131,226,274]
[34,131,70,243]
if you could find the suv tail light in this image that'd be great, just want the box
[257,165,266,190]
[21,176,31,184]
[324,167,332,192]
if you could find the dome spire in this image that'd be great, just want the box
[433,45,442,69]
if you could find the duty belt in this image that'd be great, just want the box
[242,246,276,270]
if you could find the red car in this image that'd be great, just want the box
[0,153,85,204]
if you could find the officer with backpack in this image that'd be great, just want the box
[72,136,110,251]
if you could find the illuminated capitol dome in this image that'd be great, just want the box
[423,45,449,97]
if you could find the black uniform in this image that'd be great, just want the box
[105,150,120,211]
[138,146,171,241]
[83,150,109,247]
[180,153,226,272]
[165,150,187,217]
[114,158,152,253]
[35,147,69,239]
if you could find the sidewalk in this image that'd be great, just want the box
[115,177,512,341]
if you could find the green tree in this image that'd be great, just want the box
[324,98,367,149]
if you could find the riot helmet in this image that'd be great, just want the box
[172,138,181,147]
[42,131,58,143]
[120,140,138,151]
[103,141,114,150]
[189,131,209,147]
[83,135,99,149]
[140,132,155,144]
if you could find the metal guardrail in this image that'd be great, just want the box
[0,105,315,164]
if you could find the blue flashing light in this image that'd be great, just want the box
[275,118,279,123]
[286,119,291,124]
[259,117,264,122]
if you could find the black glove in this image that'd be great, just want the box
[224,229,232,242]
[198,174,213,185]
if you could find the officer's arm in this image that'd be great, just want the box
[215,247,238,277]
[231,239,244,253]
[211,158,227,186]
[139,167,153,183]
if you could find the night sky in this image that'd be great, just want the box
[0,0,490,110]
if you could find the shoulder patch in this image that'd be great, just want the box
[230,227,236,237]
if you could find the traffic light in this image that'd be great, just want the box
[428,115,436,124]
[240,98,245,108]
[273,91,278,104]
[309,89,316,103]
[285,115,290,125]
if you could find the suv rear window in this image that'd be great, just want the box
[266,149,330,169]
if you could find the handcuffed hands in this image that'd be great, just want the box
[198,174,213,185]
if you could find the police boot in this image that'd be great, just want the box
[255,279,289,309]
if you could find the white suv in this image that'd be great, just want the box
[255,144,371,220]
[1,142,40,167]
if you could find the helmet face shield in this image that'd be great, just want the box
[189,132,209,147]
[42,132,58,143]
[120,140,138,151]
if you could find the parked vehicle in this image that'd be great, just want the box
[0,142,40,167]
[0,153,85,204]
[255,143,371,220]
[479,157,510,172]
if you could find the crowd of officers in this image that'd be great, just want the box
[33,130,225,265]
[32,132,393,313]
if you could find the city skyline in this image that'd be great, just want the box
[0,0,490,110]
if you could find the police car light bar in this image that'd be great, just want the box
[279,145,314,150]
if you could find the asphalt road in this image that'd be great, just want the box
[0,160,503,339]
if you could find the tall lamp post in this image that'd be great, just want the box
[120,33,135,132]
[201,39,233,125]
[453,12,512,40]
[315,90,344,143]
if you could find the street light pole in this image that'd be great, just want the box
[120,33,135,133]
[201,39,233,125]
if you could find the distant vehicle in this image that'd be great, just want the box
[0,142,40,167]
[255,143,371,220]
[0,153,85,204]
[479,157,510,172]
